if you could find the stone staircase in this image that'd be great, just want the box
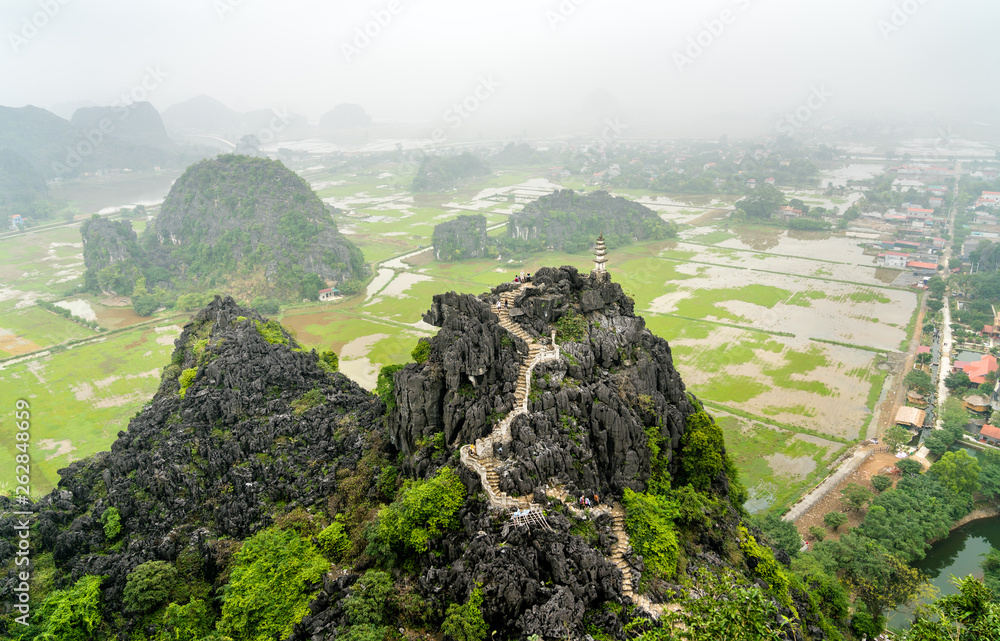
[458,282,665,617]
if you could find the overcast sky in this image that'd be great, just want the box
[2,0,998,138]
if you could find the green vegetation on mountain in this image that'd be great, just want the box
[77,155,368,310]
[432,214,489,261]
[502,189,676,256]
[80,216,151,295]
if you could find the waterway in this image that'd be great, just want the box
[887,516,1000,628]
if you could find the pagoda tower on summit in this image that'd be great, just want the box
[593,234,608,278]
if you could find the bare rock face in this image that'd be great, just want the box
[388,290,523,470]
[389,266,695,500]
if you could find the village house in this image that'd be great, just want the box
[964,394,992,414]
[907,260,939,275]
[952,352,999,385]
[877,251,909,268]
[980,424,1000,446]
[895,406,926,429]
[318,287,340,302]
[9,214,22,230]
[764,177,776,185]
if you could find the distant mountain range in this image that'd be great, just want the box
[0,103,195,180]
[161,94,372,139]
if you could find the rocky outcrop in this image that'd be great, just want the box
[432,214,489,261]
[0,296,384,617]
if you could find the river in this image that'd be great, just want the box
[888,516,1000,628]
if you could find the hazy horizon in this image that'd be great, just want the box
[3,0,999,139]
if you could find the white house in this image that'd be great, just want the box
[877,251,908,268]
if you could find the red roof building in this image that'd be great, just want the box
[953,354,999,385]
[980,424,1000,444]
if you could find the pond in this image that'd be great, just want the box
[887,516,1000,628]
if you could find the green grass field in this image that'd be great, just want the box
[0,307,96,357]
[718,413,845,513]
[0,320,183,495]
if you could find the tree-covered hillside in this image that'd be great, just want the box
[432,214,489,261]
[503,189,677,256]
[145,154,366,300]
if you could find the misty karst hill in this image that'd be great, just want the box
[161,94,309,139]
[0,270,842,640]
[70,102,172,147]
[143,155,366,299]
[411,151,491,192]
[504,189,677,255]
[319,103,373,129]
[0,149,48,210]
[432,214,489,261]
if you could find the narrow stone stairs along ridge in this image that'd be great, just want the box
[458,282,664,617]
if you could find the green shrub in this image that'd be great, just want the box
[871,474,892,493]
[218,528,328,641]
[411,339,431,364]
[178,368,198,399]
[254,319,289,345]
[442,589,488,641]
[101,506,122,540]
[317,516,351,560]
[375,364,405,410]
[809,526,826,542]
[123,560,182,613]
[738,524,791,606]
[159,598,214,641]
[749,513,802,559]
[679,410,747,506]
[622,488,681,579]
[554,309,587,343]
[823,511,848,531]
[291,388,325,415]
[318,349,339,373]
[365,467,466,566]
[36,574,104,641]
[344,570,394,626]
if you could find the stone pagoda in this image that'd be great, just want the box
[592,234,608,280]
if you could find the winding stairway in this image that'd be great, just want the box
[458,282,663,616]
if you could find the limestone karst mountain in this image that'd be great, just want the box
[0,267,838,640]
